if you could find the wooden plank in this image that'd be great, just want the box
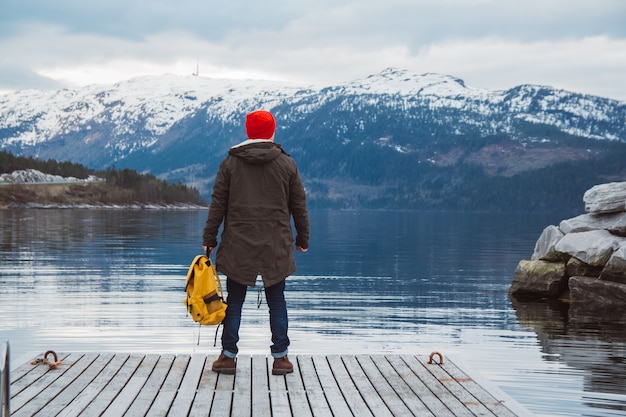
[356,355,413,416]
[415,355,496,417]
[9,352,70,389]
[124,354,176,417]
[442,357,518,417]
[325,355,373,417]
[10,352,72,400]
[56,353,131,417]
[231,355,251,417]
[168,354,206,416]
[99,354,160,417]
[375,355,434,417]
[311,355,353,416]
[386,355,455,417]
[446,356,535,417]
[297,355,333,417]
[7,353,531,417]
[77,353,146,417]
[284,355,313,417]
[400,355,474,416]
[9,354,40,383]
[267,357,292,417]
[8,358,35,391]
[143,354,190,417]
[33,353,116,417]
[188,354,219,417]
[251,355,271,417]
[209,364,234,417]
[341,355,393,417]
[12,353,99,417]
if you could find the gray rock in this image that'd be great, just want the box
[584,181,626,214]
[554,230,624,267]
[531,225,565,261]
[566,257,603,278]
[559,212,626,236]
[510,259,567,299]
[569,276,626,306]
[599,242,626,284]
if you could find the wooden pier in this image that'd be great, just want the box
[8,352,533,416]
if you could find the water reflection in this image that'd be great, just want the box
[1,209,625,416]
[512,299,626,406]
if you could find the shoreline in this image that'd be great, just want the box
[0,202,208,210]
[0,181,208,210]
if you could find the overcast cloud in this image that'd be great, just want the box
[1,0,625,100]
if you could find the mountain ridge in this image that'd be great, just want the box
[1,68,625,211]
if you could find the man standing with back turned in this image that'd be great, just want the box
[202,110,309,375]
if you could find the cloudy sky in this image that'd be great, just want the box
[1,0,626,100]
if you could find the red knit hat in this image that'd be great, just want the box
[245,110,276,139]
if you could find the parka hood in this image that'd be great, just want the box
[229,141,286,165]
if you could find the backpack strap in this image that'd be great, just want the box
[206,257,225,301]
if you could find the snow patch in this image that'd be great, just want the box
[0,169,103,184]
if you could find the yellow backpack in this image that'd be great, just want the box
[184,255,227,326]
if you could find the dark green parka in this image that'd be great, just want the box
[202,140,309,287]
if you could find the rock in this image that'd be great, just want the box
[510,259,567,299]
[512,181,626,306]
[599,243,626,284]
[569,276,626,306]
[584,181,626,214]
[566,257,602,278]
[559,212,626,236]
[554,230,624,267]
[531,225,566,261]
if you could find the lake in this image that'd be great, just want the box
[1,209,625,416]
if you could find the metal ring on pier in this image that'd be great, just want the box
[428,351,443,364]
[31,350,62,370]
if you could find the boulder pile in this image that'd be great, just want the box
[510,181,626,306]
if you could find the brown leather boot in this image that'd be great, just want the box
[272,355,293,375]
[212,353,236,374]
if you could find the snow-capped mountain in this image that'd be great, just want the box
[1,68,625,210]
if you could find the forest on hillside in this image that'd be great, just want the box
[0,151,207,207]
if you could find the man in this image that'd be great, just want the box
[202,109,309,375]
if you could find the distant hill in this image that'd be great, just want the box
[1,68,625,211]
[0,151,207,208]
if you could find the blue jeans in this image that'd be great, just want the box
[221,278,290,359]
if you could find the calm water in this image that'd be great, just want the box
[1,209,625,416]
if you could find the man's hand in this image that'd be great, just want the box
[296,245,308,253]
[202,245,214,255]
